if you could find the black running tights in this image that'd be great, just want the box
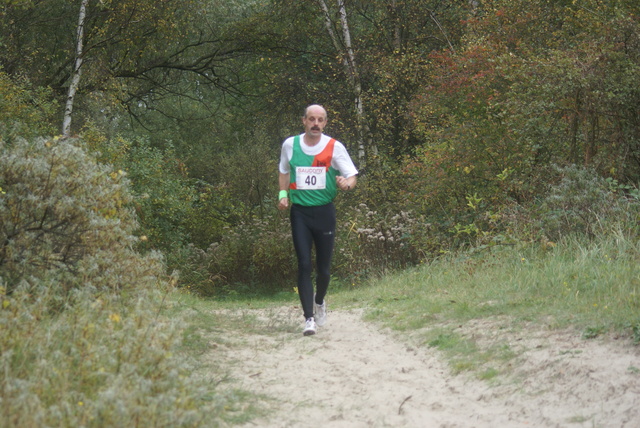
[290,203,336,320]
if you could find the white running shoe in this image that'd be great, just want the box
[303,317,317,336]
[314,299,327,327]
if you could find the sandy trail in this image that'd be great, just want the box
[218,305,640,428]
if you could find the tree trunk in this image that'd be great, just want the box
[570,89,582,164]
[389,0,402,51]
[429,10,455,53]
[317,0,373,167]
[62,0,89,138]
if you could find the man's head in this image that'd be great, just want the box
[302,104,327,139]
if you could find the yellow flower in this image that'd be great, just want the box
[109,313,121,323]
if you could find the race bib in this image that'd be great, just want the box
[296,166,326,190]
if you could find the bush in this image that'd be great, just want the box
[0,137,164,296]
[182,210,296,295]
[536,165,640,241]
[0,135,246,427]
[81,129,234,281]
[86,137,202,254]
[334,203,429,280]
[0,71,58,144]
[181,199,435,294]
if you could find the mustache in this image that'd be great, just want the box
[311,126,321,131]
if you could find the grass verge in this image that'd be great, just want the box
[331,232,640,380]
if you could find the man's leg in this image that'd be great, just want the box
[313,203,336,305]
[290,205,315,320]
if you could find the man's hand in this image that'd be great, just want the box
[278,197,289,210]
[336,175,356,191]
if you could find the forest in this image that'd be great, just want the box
[1,0,639,292]
[2,1,640,426]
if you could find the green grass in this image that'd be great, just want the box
[329,233,640,379]
[338,234,640,332]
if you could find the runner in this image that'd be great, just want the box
[277,104,358,336]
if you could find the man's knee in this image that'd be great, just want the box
[298,260,313,274]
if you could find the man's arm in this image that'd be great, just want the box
[278,172,290,209]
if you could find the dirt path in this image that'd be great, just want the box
[218,305,640,428]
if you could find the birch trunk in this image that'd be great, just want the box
[62,0,89,137]
[317,0,372,166]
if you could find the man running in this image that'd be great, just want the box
[278,104,358,336]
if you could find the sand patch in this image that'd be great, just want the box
[212,305,640,427]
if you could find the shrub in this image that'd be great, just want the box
[0,71,58,144]
[182,210,296,295]
[181,199,437,294]
[0,137,165,296]
[0,135,247,427]
[536,165,640,241]
[0,275,250,427]
[334,203,428,280]
[81,129,234,280]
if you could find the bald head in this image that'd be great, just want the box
[304,104,327,120]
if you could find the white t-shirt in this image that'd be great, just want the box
[279,134,358,178]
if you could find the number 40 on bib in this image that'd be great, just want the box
[296,166,327,190]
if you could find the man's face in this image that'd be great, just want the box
[302,107,327,138]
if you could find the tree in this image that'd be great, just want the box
[1,0,263,136]
[62,0,88,137]
[317,0,369,165]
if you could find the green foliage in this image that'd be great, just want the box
[1,0,246,137]
[182,193,436,295]
[0,135,253,427]
[4,0,640,292]
[183,210,295,296]
[536,165,640,240]
[85,128,197,254]
[81,128,234,270]
[396,0,640,255]
[0,275,254,427]
[184,182,234,250]
[123,141,197,250]
[0,71,57,142]
[203,137,281,223]
[0,136,161,296]
[334,202,427,280]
